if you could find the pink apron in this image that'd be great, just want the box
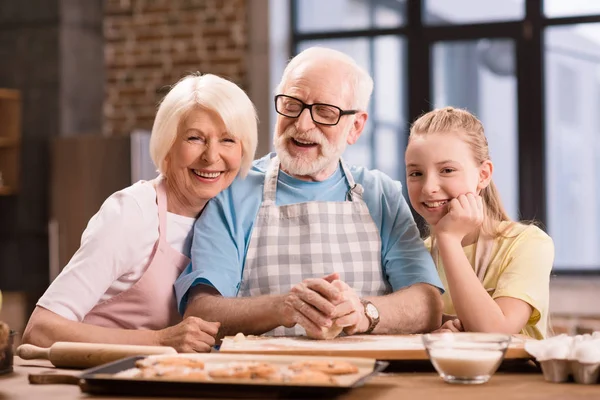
[83,178,190,330]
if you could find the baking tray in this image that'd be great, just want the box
[78,353,388,398]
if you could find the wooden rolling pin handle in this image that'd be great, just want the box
[16,344,50,360]
[29,372,80,385]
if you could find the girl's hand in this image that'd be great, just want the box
[434,318,464,333]
[434,193,484,241]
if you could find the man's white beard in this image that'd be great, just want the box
[274,125,349,177]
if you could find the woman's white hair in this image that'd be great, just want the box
[275,47,374,110]
[150,73,258,178]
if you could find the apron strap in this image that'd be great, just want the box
[263,156,364,203]
[474,233,494,282]
[262,156,280,206]
[339,158,364,202]
[432,231,495,322]
[431,232,495,284]
[154,176,168,245]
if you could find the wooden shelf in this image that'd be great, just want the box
[0,186,17,196]
[0,88,21,195]
[0,88,20,100]
[0,137,19,148]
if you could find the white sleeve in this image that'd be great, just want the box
[37,190,148,321]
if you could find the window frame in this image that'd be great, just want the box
[289,0,600,273]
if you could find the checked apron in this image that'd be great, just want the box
[238,156,391,336]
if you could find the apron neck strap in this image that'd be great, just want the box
[263,155,363,203]
[262,156,281,205]
[339,158,364,202]
[155,176,168,243]
[474,233,494,281]
[431,231,494,283]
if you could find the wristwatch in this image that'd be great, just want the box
[360,299,380,334]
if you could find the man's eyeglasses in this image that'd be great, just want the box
[274,95,359,126]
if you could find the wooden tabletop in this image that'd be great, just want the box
[2,357,598,399]
[219,334,531,360]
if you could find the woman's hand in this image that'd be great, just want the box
[435,193,484,242]
[434,318,464,333]
[156,316,220,353]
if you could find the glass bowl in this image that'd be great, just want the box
[422,332,511,384]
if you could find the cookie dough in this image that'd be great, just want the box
[136,356,205,370]
[316,323,344,340]
[289,360,359,375]
[287,369,336,385]
[233,332,246,342]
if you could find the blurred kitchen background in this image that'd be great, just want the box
[0,0,599,342]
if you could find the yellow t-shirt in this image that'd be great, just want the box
[425,222,554,339]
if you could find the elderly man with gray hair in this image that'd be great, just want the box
[176,47,444,340]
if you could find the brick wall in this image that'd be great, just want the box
[104,0,249,136]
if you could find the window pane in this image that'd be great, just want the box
[432,39,519,220]
[424,0,524,25]
[545,0,600,18]
[297,36,407,180]
[373,36,406,180]
[295,0,405,33]
[545,24,600,269]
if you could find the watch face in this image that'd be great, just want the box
[366,303,379,319]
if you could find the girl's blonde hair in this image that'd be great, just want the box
[409,106,511,238]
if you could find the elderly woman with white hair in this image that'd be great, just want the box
[22,74,258,353]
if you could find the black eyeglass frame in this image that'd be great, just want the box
[274,94,359,126]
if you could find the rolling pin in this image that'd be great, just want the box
[16,342,177,368]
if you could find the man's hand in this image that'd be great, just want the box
[330,280,369,336]
[155,316,220,353]
[279,273,347,339]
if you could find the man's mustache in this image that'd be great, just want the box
[282,126,325,145]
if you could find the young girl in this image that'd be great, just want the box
[405,107,554,339]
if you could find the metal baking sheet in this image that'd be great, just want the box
[78,353,388,398]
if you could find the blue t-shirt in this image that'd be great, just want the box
[175,153,443,314]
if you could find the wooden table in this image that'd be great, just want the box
[1,357,598,399]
